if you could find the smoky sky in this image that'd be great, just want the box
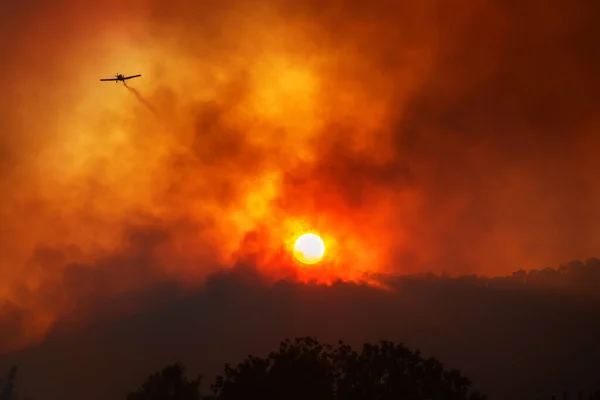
[1,0,600,369]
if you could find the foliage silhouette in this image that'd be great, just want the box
[0,366,17,400]
[126,362,201,400]
[207,336,486,400]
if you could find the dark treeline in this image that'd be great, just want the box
[2,259,600,400]
[387,258,600,294]
[128,337,486,400]
[2,338,599,400]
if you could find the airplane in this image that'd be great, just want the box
[100,73,141,83]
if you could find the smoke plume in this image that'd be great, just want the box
[124,83,159,117]
[1,0,599,353]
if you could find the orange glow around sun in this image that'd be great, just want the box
[293,233,326,265]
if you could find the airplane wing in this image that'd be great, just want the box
[100,78,118,81]
[123,74,141,80]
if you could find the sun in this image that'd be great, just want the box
[293,233,326,265]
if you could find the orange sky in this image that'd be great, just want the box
[1,0,599,353]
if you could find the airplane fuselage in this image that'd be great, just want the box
[100,73,141,83]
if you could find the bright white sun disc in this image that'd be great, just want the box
[293,233,326,265]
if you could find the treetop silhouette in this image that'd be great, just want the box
[0,366,17,400]
[131,336,486,399]
[127,363,201,400]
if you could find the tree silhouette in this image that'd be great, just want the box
[126,363,201,400]
[210,336,486,400]
[0,366,17,400]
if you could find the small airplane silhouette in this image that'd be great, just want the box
[100,73,141,83]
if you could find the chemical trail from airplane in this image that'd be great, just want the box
[124,82,158,117]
